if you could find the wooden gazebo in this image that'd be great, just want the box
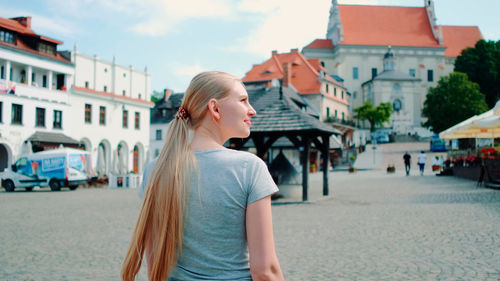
[231,86,341,201]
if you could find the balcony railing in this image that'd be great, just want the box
[325,116,356,127]
[3,81,70,104]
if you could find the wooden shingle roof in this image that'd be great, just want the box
[248,86,340,135]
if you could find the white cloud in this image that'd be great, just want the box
[130,0,236,36]
[0,6,77,38]
[234,0,331,56]
[172,64,206,77]
[338,0,422,6]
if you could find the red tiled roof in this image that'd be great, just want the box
[0,17,37,36]
[73,86,154,106]
[338,5,440,47]
[441,25,483,57]
[304,39,334,49]
[0,16,69,63]
[243,50,344,97]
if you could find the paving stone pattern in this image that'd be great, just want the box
[1,143,499,280]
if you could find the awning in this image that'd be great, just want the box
[27,131,80,145]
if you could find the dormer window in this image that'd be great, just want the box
[39,42,56,55]
[262,70,272,75]
[0,30,14,44]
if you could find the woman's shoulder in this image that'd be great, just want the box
[196,148,264,167]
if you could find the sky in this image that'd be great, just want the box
[1,0,499,95]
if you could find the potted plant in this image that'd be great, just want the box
[386,164,395,173]
[309,163,317,173]
[348,155,357,173]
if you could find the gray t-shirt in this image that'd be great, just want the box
[138,148,278,280]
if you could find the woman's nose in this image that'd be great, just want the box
[248,105,256,116]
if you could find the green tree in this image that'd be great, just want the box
[454,39,500,108]
[354,101,393,131]
[422,72,488,133]
[151,90,164,103]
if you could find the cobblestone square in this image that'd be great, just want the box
[1,143,499,280]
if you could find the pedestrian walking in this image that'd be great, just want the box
[403,151,411,176]
[417,151,426,176]
[122,71,284,281]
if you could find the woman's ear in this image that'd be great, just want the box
[207,98,221,121]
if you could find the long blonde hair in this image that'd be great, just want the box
[122,71,240,281]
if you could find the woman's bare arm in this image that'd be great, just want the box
[246,196,284,281]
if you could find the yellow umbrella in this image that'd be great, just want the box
[439,101,500,139]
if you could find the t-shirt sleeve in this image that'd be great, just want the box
[247,157,279,205]
[138,160,156,199]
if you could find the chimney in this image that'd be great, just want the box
[282,62,291,88]
[271,50,278,56]
[11,17,31,29]
[290,48,299,53]
[164,89,173,100]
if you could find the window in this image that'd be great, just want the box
[334,109,338,118]
[371,68,377,79]
[35,107,46,127]
[409,69,416,77]
[135,112,140,129]
[85,104,92,123]
[53,110,62,129]
[155,149,160,157]
[39,42,56,55]
[352,67,359,79]
[341,91,344,99]
[31,72,35,83]
[353,91,357,99]
[0,102,3,123]
[122,90,126,96]
[325,84,329,94]
[85,81,89,88]
[0,30,14,44]
[11,104,22,125]
[104,68,108,73]
[156,129,162,140]
[334,88,337,97]
[43,75,47,87]
[123,73,126,77]
[103,85,107,92]
[1,65,4,79]
[99,106,106,125]
[427,70,434,82]
[342,112,345,121]
[138,93,142,99]
[326,107,330,118]
[122,110,128,128]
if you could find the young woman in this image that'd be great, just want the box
[122,71,284,281]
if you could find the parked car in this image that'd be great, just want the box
[1,148,90,192]
[376,133,390,143]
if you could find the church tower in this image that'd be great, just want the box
[425,0,443,44]
[326,0,344,44]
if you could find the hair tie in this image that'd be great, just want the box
[176,106,189,120]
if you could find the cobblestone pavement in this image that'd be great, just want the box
[1,143,499,280]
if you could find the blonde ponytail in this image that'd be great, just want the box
[121,71,241,281]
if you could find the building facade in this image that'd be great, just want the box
[242,48,352,146]
[149,89,184,159]
[0,15,153,177]
[302,0,483,135]
[0,16,74,171]
[69,47,153,176]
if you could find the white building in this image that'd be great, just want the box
[0,15,153,178]
[0,16,75,171]
[302,0,483,135]
[69,46,153,176]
